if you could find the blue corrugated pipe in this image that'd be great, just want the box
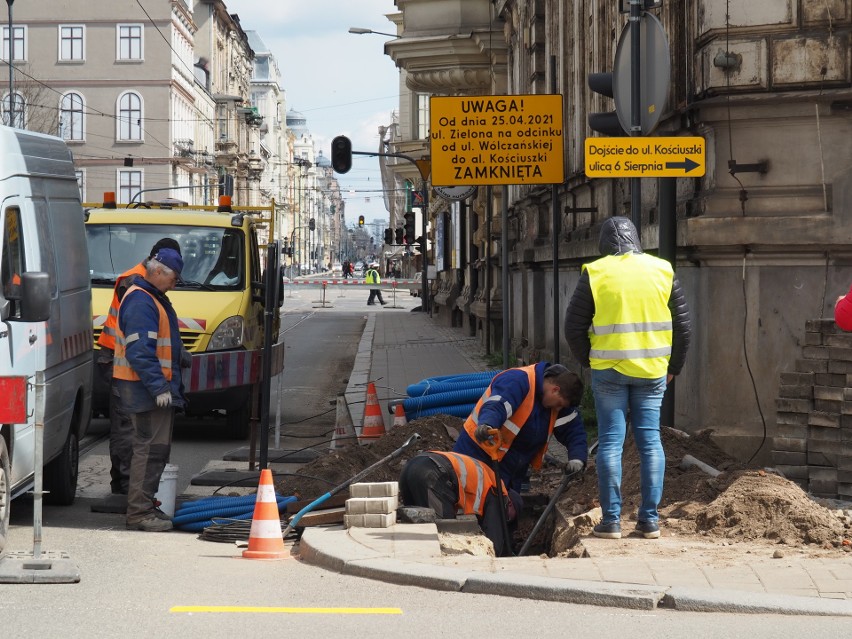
[406,403,475,419]
[402,387,487,413]
[405,377,492,398]
[172,494,298,532]
[406,370,499,397]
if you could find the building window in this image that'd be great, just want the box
[59,92,84,140]
[118,170,142,204]
[75,170,85,202]
[59,25,84,61]
[117,92,142,141]
[2,25,26,62]
[2,92,25,128]
[416,93,430,140]
[117,24,143,61]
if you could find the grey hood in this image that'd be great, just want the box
[598,216,642,256]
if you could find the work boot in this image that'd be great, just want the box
[126,516,173,532]
[152,506,171,521]
[635,521,660,539]
[592,521,621,539]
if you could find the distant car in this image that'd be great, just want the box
[332,262,343,275]
[354,261,364,271]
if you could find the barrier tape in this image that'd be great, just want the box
[284,279,420,287]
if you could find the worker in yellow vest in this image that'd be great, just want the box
[97,238,181,497]
[565,216,691,540]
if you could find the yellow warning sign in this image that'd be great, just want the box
[585,137,706,178]
[430,95,564,186]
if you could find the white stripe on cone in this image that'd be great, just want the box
[248,517,283,539]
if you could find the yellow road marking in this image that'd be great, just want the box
[170,606,402,615]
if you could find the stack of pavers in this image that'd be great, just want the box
[344,482,399,528]
[773,318,852,499]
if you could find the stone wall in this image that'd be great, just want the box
[773,319,852,499]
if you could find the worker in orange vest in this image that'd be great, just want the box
[114,248,188,532]
[97,238,181,497]
[399,450,521,556]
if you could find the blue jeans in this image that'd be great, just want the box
[591,368,667,524]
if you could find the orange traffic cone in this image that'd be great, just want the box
[242,468,288,560]
[392,403,408,429]
[330,395,357,452]
[360,382,386,443]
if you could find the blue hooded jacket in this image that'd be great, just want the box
[115,276,186,413]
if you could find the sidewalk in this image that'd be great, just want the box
[303,310,852,616]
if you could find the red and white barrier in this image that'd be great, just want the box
[283,279,421,286]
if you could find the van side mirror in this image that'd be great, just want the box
[20,272,51,321]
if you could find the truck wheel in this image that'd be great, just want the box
[0,436,10,554]
[44,427,79,506]
[225,401,250,440]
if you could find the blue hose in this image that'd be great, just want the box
[405,378,491,398]
[406,403,476,419]
[172,494,298,532]
[402,387,486,413]
[406,370,499,396]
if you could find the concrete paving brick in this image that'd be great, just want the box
[350,481,399,498]
[595,560,657,585]
[345,496,398,514]
[752,564,817,592]
[344,512,396,528]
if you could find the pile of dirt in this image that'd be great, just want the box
[279,415,852,553]
[276,415,460,500]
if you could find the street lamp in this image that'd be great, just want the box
[6,0,14,128]
[348,27,399,38]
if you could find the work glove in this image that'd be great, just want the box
[474,423,495,444]
[155,391,172,408]
[564,459,584,474]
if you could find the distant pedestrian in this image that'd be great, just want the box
[342,260,350,279]
[115,248,190,532]
[399,451,521,557]
[365,262,386,306]
[96,238,181,497]
[565,216,691,540]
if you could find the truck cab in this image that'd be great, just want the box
[84,196,276,439]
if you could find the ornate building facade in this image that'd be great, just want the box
[382,0,852,461]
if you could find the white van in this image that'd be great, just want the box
[0,126,92,553]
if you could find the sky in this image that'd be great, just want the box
[223,0,400,228]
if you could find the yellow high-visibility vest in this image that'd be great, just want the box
[584,253,673,379]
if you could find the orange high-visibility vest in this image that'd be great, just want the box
[113,285,173,382]
[431,451,506,516]
[463,364,558,469]
[97,262,147,350]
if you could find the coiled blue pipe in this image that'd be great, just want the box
[402,387,486,413]
[172,494,298,532]
[406,370,499,397]
[406,378,491,398]
[406,403,475,419]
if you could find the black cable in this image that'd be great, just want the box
[742,253,767,465]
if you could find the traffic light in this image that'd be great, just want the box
[383,228,394,245]
[331,135,352,173]
[403,212,416,245]
[309,217,315,231]
[395,228,404,244]
[415,235,425,255]
[587,73,625,136]
[358,215,365,227]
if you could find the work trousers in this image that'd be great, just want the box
[97,349,134,495]
[126,406,174,524]
[399,453,511,556]
[592,368,667,525]
[367,288,385,305]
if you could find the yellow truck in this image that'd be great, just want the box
[84,195,279,439]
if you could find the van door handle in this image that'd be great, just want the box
[29,334,37,344]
